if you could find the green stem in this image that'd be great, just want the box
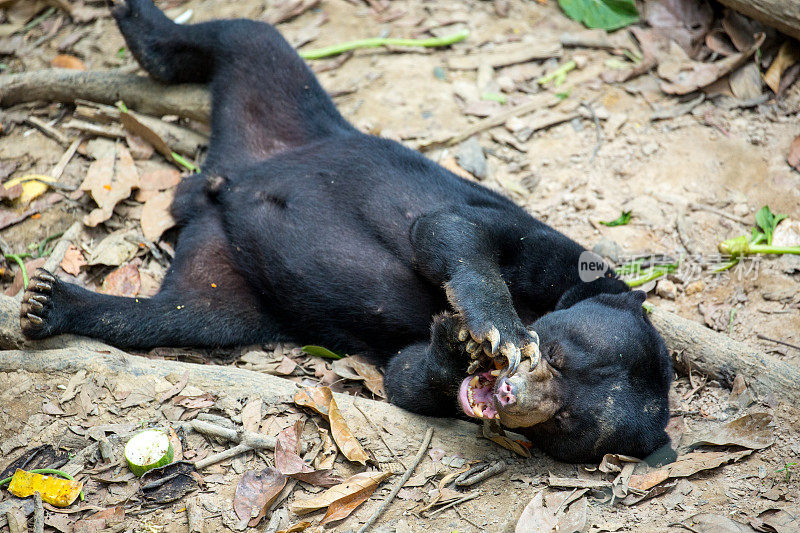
[171,152,200,173]
[624,266,674,288]
[4,253,31,288]
[298,29,469,60]
[537,60,577,86]
[0,468,84,501]
[719,235,800,257]
[36,231,64,257]
[20,7,55,34]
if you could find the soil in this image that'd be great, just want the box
[0,1,799,532]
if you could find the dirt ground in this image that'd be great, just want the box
[0,0,799,532]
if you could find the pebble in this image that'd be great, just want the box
[656,279,677,300]
[592,237,623,262]
[456,137,487,179]
[642,141,659,156]
[684,280,705,295]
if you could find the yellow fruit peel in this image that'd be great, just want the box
[3,174,55,204]
[7,469,83,507]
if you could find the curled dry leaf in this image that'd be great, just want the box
[277,522,312,533]
[598,453,640,474]
[516,489,588,533]
[141,188,176,242]
[328,397,368,465]
[290,471,391,515]
[101,262,141,297]
[138,168,181,191]
[764,41,800,94]
[87,229,140,267]
[680,513,754,533]
[690,412,774,450]
[241,396,263,434]
[320,485,376,525]
[293,386,333,417]
[629,449,753,491]
[51,54,86,70]
[233,468,287,527]
[349,358,386,398]
[59,245,86,276]
[787,135,800,173]
[314,427,337,470]
[482,420,531,458]
[81,145,139,227]
[644,0,713,58]
[275,420,341,487]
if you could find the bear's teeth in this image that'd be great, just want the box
[490,369,500,377]
[467,387,474,404]
[469,376,480,388]
[474,403,484,417]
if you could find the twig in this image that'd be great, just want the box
[455,460,506,487]
[299,30,468,60]
[425,492,479,517]
[42,221,81,274]
[186,419,305,453]
[33,492,43,533]
[186,497,204,533]
[547,475,611,490]
[26,116,72,146]
[553,488,578,516]
[581,102,603,163]
[354,400,407,469]
[688,202,751,225]
[357,427,434,533]
[194,443,252,470]
[51,138,81,181]
[757,334,800,352]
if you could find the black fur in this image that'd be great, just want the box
[20,0,672,462]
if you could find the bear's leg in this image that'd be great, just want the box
[384,314,468,417]
[410,208,539,373]
[20,215,279,349]
[111,0,354,171]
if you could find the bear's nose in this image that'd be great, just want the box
[496,378,517,407]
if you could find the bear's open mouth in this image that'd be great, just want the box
[458,369,500,419]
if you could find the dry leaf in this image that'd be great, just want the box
[320,485,375,525]
[290,471,391,515]
[87,229,139,267]
[629,449,753,491]
[690,412,774,450]
[81,146,139,227]
[680,513,754,533]
[141,188,176,242]
[750,508,799,533]
[659,34,765,95]
[328,398,368,465]
[275,420,341,487]
[59,245,86,276]
[118,110,174,161]
[101,262,141,297]
[159,371,190,403]
[516,489,588,533]
[51,54,86,70]
[349,358,386,398]
[293,386,333,417]
[139,168,181,191]
[277,522,312,533]
[598,453,640,474]
[233,468,287,527]
[787,135,800,172]
[764,41,800,94]
[482,420,531,457]
[644,0,713,58]
[314,427,337,470]
[241,397,263,433]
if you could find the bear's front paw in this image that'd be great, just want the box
[455,315,539,375]
[20,268,59,339]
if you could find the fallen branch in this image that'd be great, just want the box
[717,0,800,41]
[0,70,210,122]
[194,443,252,470]
[299,30,469,60]
[357,427,434,533]
[455,460,507,487]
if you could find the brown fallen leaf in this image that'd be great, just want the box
[516,489,588,533]
[241,396,263,434]
[349,358,386,398]
[750,508,798,533]
[314,427,337,471]
[141,188,176,242]
[629,449,753,491]
[598,453,640,474]
[0,182,22,202]
[118,110,175,163]
[764,41,800,94]
[101,262,141,297]
[293,386,333,417]
[233,468,287,527]
[174,392,215,409]
[51,54,86,70]
[328,398,368,465]
[680,513,754,533]
[644,0,713,58]
[275,420,341,487]
[138,168,181,191]
[482,420,531,458]
[320,484,377,525]
[277,522,312,533]
[159,371,190,403]
[81,145,139,227]
[290,471,392,515]
[690,412,774,450]
[659,33,765,95]
[59,245,86,276]
[167,426,183,461]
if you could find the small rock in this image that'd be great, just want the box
[642,141,659,156]
[733,203,750,217]
[656,279,677,300]
[496,75,515,93]
[592,237,623,263]
[456,137,487,180]
[684,280,705,295]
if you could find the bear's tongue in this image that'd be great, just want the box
[458,370,500,419]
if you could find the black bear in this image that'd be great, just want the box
[20,0,672,462]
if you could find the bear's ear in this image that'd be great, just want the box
[555,276,629,310]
